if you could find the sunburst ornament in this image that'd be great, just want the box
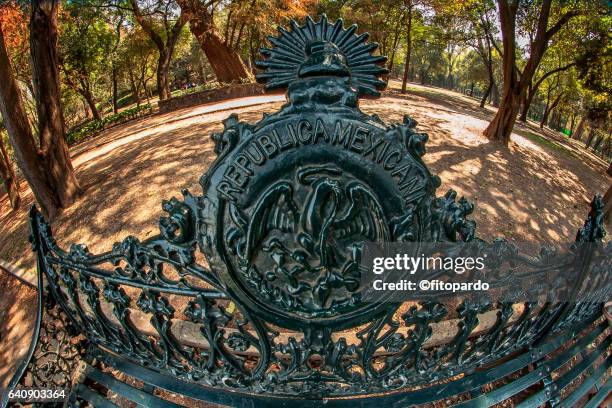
[256,15,388,97]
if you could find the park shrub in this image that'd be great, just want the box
[170,82,218,98]
[66,104,152,145]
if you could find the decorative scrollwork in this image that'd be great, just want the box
[19,299,86,398]
[576,193,607,243]
[160,197,193,244]
[434,189,477,242]
[25,14,609,402]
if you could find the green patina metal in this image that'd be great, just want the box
[18,15,611,407]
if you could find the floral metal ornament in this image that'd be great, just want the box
[25,15,610,407]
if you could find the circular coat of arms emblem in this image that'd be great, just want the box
[199,16,441,330]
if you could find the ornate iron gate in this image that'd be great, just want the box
[20,15,611,407]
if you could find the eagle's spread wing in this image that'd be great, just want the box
[244,181,298,260]
[333,181,389,242]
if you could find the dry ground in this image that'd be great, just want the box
[0,81,609,400]
[0,269,36,390]
[0,82,609,275]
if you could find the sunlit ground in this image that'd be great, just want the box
[0,81,609,275]
[0,271,36,389]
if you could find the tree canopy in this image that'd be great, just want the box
[0,0,609,216]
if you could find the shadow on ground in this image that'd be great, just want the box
[0,270,36,390]
[0,84,609,275]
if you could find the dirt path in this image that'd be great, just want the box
[0,268,37,391]
[0,83,609,277]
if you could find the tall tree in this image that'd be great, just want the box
[519,60,575,122]
[117,26,157,106]
[30,0,81,211]
[127,0,186,101]
[0,132,20,209]
[431,6,463,90]
[604,180,611,224]
[175,0,253,83]
[60,8,114,121]
[411,23,445,85]
[538,72,565,128]
[329,0,404,76]
[484,0,581,145]
[109,14,124,114]
[0,0,80,219]
[574,5,610,145]
[385,4,406,74]
[0,1,31,92]
[454,0,498,108]
[400,0,415,93]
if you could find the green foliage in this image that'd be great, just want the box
[170,82,218,98]
[66,104,152,145]
[0,0,608,149]
[60,12,114,76]
[410,21,446,84]
[59,6,115,110]
[116,25,158,100]
[457,51,488,86]
[575,13,611,127]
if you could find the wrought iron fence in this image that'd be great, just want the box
[11,15,611,407]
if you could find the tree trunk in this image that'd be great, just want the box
[401,3,413,94]
[128,71,141,107]
[480,81,492,108]
[585,129,595,148]
[197,57,207,83]
[592,135,604,152]
[484,1,520,144]
[551,109,562,130]
[176,0,252,84]
[192,25,252,83]
[540,103,550,128]
[144,80,151,104]
[603,182,612,224]
[387,12,404,73]
[602,136,609,158]
[129,0,185,101]
[0,20,64,218]
[30,0,81,216]
[82,99,91,119]
[519,86,532,122]
[112,65,118,114]
[446,48,456,90]
[540,93,563,128]
[485,0,577,145]
[485,86,521,143]
[81,86,100,121]
[157,48,171,100]
[0,137,20,210]
[486,77,528,141]
[572,117,585,140]
[479,55,495,108]
[490,82,500,107]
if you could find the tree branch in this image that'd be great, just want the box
[128,0,165,51]
[545,10,580,42]
[533,62,576,90]
[486,30,503,57]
